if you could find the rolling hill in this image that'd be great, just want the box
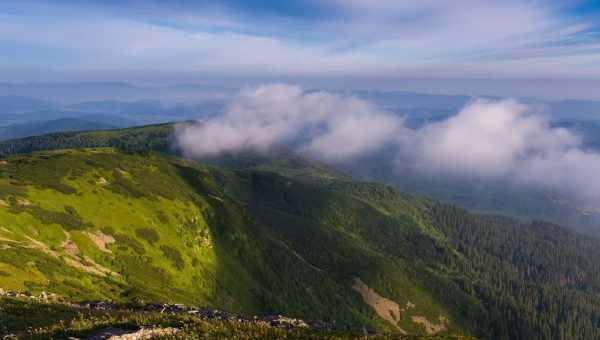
[0,95,59,114]
[0,129,598,338]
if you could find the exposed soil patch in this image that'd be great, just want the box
[411,315,448,335]
[85,230,115,253]
[16,198,31,206]
[25,235,118,277]
[62,231,79,256]
[352,277,407,334]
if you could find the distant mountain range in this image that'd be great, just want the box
[0,92,223,128]
[0,95,59,114]
[1,84,600,130]
[0,118,115,141]
[0,82,231,102]
[357,90,600,122]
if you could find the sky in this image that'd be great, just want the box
[1,0,600,84]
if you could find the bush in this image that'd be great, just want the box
[135,228,160,245]
[11,205,92,231]
[114,234,145,255]
[160,245,184,270]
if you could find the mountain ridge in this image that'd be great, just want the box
[0,145,598,338]
[1,122,599,237]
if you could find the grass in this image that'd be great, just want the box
[0,148,474,336]
[0,149,220,305]
[0,128,596,338]
[0,297,471,340]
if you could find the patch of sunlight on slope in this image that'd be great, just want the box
[27,183,218,294]
[0,149,223,304]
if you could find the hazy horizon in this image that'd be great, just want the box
[2,78,600,102]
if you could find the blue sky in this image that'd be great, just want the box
[1,0,600,82]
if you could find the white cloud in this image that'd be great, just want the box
[177,84,600,208]
[0,16,335,73]
[518,148,600,205]
[176,84,404,160]
[303,111,400,160]
[414,99,580,177]
[409,98,600,207]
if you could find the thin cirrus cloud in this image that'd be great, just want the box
[177,84,600,207]
[0,0,599,78]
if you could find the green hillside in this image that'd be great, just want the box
[2,122,600,239]
[0,147,598,339]
[0,148,455,335]
[0,123,176,157]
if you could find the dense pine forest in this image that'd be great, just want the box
[431,205,600,339]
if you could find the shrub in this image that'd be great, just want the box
[135,228,160,245]
[114,234,145,255]
[156,210,169,224]
[11,205,92,231]
[160,245,184,270]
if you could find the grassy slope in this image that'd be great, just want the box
[0,148,469,336]
[2,121,597,238]
[1,147,598,339]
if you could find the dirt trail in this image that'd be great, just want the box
[274,238,324,273]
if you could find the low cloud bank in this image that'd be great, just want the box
[176,84,600,206]
[176,84,404,160]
